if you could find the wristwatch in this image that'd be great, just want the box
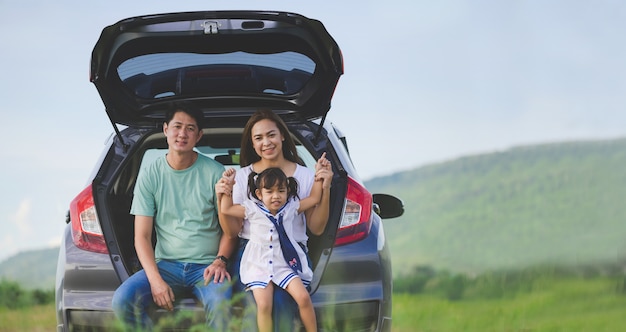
[215,255,228,265]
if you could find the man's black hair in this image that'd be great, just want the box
[164,103,205,130]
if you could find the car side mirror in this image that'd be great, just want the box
[372,193,404,219]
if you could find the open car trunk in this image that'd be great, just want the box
[96,121,344,295]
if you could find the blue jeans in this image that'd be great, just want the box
[111,260,232,330]
[233,238,311,332]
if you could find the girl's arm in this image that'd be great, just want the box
[217,168,246,219]
[216,169,243,236]
[220,192,246,219]
[298,178,323,213]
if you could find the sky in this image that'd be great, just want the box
[1,0,626,262]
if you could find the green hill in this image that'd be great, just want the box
[366,138,626,277]
[0,247,58,290]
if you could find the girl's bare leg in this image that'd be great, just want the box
[252,283,274,332]
[285,278,317,332]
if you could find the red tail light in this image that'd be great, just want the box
[334,177,373,246]
[70,184,108,254]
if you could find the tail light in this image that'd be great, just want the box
[69,184,108,254]
[334,177,373,246]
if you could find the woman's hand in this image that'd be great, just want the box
[315,152,333,190]
[307,152,333,235]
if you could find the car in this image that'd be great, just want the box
[55,10,404,332]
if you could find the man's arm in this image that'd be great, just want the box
[204,231,237,284]
[134,215,175,311]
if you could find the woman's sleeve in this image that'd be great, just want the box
[233,166,249,205]
[296,165,315,198]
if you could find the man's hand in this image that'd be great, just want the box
[150,277,175,311]
[204,259,231,285]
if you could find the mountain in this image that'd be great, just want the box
[0,246,58,290]
[4,137,626,289]
[366,137,626,276]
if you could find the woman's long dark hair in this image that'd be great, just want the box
[239,109,304,167]
[247,167,300,202]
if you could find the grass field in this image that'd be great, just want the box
[5,276,626,331]
[0,303,55,332]
[392,275,626,332]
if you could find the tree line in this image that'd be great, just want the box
[0,279,54,309]
[393,263,626,301]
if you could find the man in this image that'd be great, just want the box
[112,106,236,330]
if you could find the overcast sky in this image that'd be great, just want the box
[1,0,626,262]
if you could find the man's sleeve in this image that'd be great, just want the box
[130,165,156,217]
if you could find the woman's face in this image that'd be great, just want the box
[250,119,284,161]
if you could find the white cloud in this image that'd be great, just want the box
[11,198,32,234]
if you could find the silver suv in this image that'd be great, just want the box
[55,10,403,331]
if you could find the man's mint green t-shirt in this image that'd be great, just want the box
[130,153,225,264]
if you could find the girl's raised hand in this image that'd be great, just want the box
[216,168,236,196]
[222,168,236,181]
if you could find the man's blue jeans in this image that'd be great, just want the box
[111,260,232,330]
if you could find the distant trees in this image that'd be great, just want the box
[393,266,468,301]
[0,279,54,309]
[393,263,626,302]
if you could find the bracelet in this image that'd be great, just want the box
[215,255,228,265]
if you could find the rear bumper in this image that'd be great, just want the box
[56,226,120,331]
[59,306,117,331]
[56,218,393,332]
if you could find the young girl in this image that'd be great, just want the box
[219,166,324,332]
[216,110,332,331]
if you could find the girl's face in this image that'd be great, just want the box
[256,184,288,214]
[250,119,284,161]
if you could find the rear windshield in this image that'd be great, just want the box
[139,144,316,173]
[117,52,316,99]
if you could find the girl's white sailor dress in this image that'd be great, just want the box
[239,199,313,290]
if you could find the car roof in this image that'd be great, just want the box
[90,10,344,128]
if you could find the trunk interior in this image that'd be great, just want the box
[102,124,343,289]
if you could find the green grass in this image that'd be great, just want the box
[392,276,626,332]
[5,276,626,331]
[0,303,56,332]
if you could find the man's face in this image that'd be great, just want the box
[163,111,202,153]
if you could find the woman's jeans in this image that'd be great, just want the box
[111,260,232,330]
[233,238,311,332]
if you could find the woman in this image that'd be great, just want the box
[217,109,332,331]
